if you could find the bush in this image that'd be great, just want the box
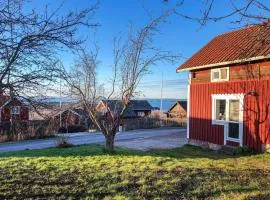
[234,146,253,155]
[56,137,73,148]
[67,125,87,133]
[58,127,67,133]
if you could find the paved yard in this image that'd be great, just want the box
[0,128,187,152]
[116,130,187,150]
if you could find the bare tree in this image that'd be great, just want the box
[0,0,98,99]
[173,0,269,26]
[63,15,178,151]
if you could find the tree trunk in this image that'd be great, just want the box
[105,133,115,152]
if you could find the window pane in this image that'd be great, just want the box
[229,100,239,121]
[215,100,226,120]
[220,68,228,79]
[11,106,20,115]
[212,71,220,80]
[192,72,196,79]
[228,122,239,139]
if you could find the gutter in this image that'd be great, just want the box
[176,55,270,72]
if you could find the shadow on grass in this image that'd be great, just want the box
[0,143,259,160]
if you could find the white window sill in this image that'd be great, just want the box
[226,137,240,143]
[211,79,229,83]
[212,120,226,125]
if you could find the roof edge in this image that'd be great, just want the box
[177,55,270,72]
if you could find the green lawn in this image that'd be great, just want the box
[0,145,269,199]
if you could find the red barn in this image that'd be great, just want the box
[0,95,29,122]
[177,23,270,152]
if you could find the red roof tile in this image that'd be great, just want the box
[177,23,270,71]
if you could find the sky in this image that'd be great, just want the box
[28,0,270,99]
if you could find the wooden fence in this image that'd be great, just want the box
[0,120,55,143]
[123,117,186,131]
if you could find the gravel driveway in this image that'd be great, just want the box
[0,128,187,152]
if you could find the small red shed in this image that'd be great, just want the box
[177,23,270,152]
[0,95,29,122]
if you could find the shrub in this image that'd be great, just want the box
[56,137,73,148]
[58,127,68,133]
[58,125,87,133]
[67,125,87,133]
[234,146,253,155]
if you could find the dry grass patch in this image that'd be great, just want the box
[0,144,269,199]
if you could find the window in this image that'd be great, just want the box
[215,99,226,120]
[211,67,229,82]
[212,97,241,123]
[228,100,240,139]
[11,106,21,115]
[212,94,244,143]
[228,122,239,139]
[229,100,240,122]
[191,72,196,79]
[137,111,145,117]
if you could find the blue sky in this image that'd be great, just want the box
[29,0,270,99]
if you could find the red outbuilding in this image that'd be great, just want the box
[177,23,270,152]
[0,95,29,122]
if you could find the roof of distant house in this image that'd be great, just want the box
[177,23,270,71]
[168,101,187,112]
[54,107,88,118]
[100,100,153,117]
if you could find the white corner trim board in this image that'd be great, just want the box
[187,83,190,139]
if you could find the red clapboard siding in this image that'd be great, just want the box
[2,107,11,121]
[189,78,270,151]
[20,107,29,120]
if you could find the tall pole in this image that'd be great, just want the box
[160,72,163,112]
[59,78,62,128]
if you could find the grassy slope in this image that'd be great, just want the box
[0,144,269,200]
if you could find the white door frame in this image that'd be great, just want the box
[212,94,244,146]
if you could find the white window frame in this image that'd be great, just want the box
[11,106,21,115]
[137,111,145,117]
[212,94,244,145]
[211,67,229,82]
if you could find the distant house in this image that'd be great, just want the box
[0,95,29,122]
[29,105,58,121]
[177,23,270,152]
[167,101,187,118]
[53,108,90,128]
[96,100,153,118]
[151,106,160,110]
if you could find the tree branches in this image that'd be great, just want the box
[63,14,179,151]
[173,0,269,26]
[0,0,98,97]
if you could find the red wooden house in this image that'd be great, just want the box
[177,23,270,152]
[0,95,29,122]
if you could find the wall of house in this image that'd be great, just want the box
[134,110,151,117]
[168,103,186,118]
[1,100,29,121]
[191,61,270,84]
[54,111,82,126]
[96,102,107,113]
[189,78,270,151]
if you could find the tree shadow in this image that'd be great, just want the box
[0,143,260,159]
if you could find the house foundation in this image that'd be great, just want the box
[262,144,270,152]
[188,139,222,151]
